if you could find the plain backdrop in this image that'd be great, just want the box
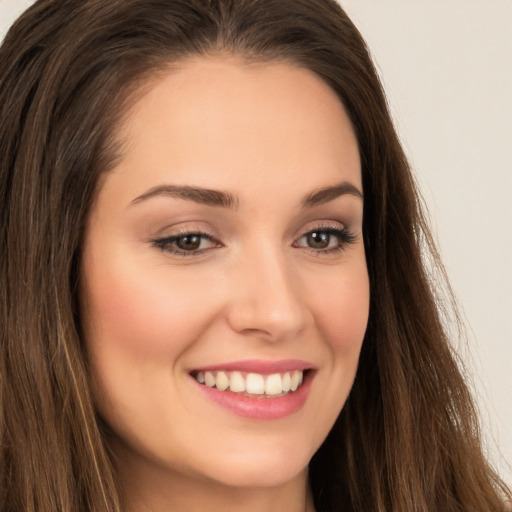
[1,0,511,484]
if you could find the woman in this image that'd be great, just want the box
[0,0,510,511]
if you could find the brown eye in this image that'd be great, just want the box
[152,231,219,256]
[306,231,332,249]
[293,226,356,254]
[176,234,202,251]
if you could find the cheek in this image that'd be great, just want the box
[312,259,370,356]
[297,255,369,448]
[81,256,220,362]
[80,252,225,439]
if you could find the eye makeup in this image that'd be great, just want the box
[150,222,357,258]
[150,227,223,257]
[293,224,357,256]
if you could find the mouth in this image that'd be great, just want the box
[191,369,306,398]
[189,360,315,419]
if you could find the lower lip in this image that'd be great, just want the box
[193,371,314,420]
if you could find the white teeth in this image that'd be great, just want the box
[282,372,291,392]
[204,371,216,387]
[246,373,265,394]
[215,371,229,391]
[230,371,245,392]
[194,369,306,396]
[265,373,282,395]
[290,370,301,391]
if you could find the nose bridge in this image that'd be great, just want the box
[226,240,308,340]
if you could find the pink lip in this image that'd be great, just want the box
[190,364,315,420]
[191,359,314,375]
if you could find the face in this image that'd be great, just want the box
[81,57,369,495]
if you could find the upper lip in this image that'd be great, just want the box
[190,359,315,374]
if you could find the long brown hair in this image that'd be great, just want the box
[1,1,510,510]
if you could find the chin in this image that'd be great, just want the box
[203,463,308,489]
[192,441,312,489]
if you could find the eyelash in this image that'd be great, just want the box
[151,229,219,257]
[293,225,357,255]
[151,225,357,258]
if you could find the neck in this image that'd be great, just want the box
[118,452,314,512]
[114,434,314,512]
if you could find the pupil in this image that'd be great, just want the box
[307,231,330,249]
[177,234,201,251]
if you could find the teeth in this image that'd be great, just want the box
[265,373,282,395]
[290,371,301,391]
[215,371,229,391]
[194,369,305,396]
[282,372,291,392]
[246,373,265,394]
[204,371,216,387]
[230,371,245,392]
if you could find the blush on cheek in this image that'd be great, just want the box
[83,264,221,360]
[317,281,369,354]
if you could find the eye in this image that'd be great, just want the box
[151,231,220,256]
[293,226,356,254]
[174,233,205,251]
[303,230,337,250]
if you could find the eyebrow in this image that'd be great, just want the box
[129,180,363,209]
[130,184,239,209]
[301,181,363,208]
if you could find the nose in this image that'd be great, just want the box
[225,244,310,342]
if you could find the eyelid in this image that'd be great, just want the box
[294,219,350,243]
[293,221,358,256]
[149,220,357,258]
[150,227,222,256]
[297,220,346,235]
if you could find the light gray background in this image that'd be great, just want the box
[1,0,511,483]
[339,1,512,484]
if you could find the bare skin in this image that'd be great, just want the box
[81,56,369,512]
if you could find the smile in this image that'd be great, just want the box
[194,370,305,397]
[190,360,315,419]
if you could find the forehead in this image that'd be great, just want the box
[105,56,361,205]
